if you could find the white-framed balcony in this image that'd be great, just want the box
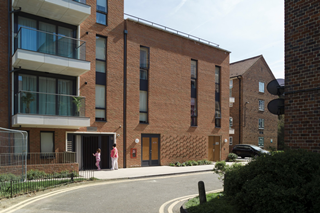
[229,97,235,107]
[229,128,235,135]
[12,0,91,26]
[12,27,90,76]
[12,91,90,129]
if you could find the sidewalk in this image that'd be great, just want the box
[91,164,215,180]
[90,161,247,180]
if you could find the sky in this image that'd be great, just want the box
[124,0,284,79]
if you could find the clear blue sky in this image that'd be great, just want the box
[124,0,284,79]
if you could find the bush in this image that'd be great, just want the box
[186,161,193,166]
[181,162,186,167]
[27,170,46,180]
[169,163,175,166]
[224,149,320,213]
[226,153,238,162]
[0,173,20,182]
[191,160,198,166]
[175,162,181,167]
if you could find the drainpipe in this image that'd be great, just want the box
[8,0,11,129]
[237,76,241,145]
[123,23,128,168]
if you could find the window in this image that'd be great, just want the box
[191,60,197,126]
[140,46,149,123]
[229,80,233,97]
[229,137,233,145]
[259,118,264,129]
[259,82,264,93]
[41,132,54,158]
[229,117,233,127]
[259,100,265,111]
[215,66,221,127]
[258,137,264,147]
[95,36,106,121]
[95,85,106,121]
[96,0,108,25]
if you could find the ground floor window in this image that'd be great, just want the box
[258,137,264,147]
[41,132,54,157]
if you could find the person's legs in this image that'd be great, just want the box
[115,157,118,170]
[111,157,115,170]
[96,161,100,170]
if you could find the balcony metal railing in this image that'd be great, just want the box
[15,91,86,117]
[14,27,86,60]
[0,152,76,166]
[124,13,220,47]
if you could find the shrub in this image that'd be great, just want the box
[197,160,204,165]
[204,160,212,165]
[27,170,46,180]
[169,163,175,166]
[181,162,186,167]
[175,162,181,167]
[191,160,198,166]
[0,173,19,182]
[186,161,193,166]
[224,149,320,213]
[226,153,238,162]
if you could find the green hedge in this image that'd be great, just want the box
[224,150,320,213]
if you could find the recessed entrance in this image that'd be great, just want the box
[141,134,160,166]
[208,136,221,162]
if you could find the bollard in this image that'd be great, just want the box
[198,181,207,204]
[71,173,74,182]
[11,180,13,198]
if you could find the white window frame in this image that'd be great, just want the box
[259,118,264,129]
[259,100,265,111]
[229,117,233,127]
[259,82,264,93]
[229,137,233,145]
[258,137,264,147]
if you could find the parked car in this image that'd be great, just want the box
[231,144,270,158]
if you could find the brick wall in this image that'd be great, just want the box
[285,0,320,151]
[230,57,278,150]
[125,20,230,167]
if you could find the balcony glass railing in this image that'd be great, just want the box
[16,91,86,117]
[73,0,86,4]
[15,27,86,60]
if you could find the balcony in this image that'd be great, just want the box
[12,0,91,25]
[12,27,90,76]
[229,97,235,107]
[229,128,235,134]
[12,91,90,129]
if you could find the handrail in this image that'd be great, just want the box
[17,90,85,99]
[124,13,219,47]
[17,26,86,43]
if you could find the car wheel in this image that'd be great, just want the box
[241,156,245,159]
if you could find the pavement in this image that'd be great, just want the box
[89,160,248,180]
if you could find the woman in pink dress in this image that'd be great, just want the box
[110,144,118,170]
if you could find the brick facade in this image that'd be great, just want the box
[284,0,320,151]
[0,0,230,171]
[230,56,278,150]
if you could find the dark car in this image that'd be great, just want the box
[231,144,270,158]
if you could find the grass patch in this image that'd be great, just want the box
[185,192,236,213]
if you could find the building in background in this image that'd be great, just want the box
[284,0,320,151]
[0,0,230,171]
[229,55,278,151]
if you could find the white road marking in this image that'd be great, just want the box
[159,189,223,213]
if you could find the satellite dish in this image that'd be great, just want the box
[268,98,284,115]
[267,79,285,96]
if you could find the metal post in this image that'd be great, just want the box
[11,180,13,198]
[198,181,207,204]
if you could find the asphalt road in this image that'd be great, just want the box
[2,172,223,213]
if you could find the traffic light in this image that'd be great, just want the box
[267,79,285,115]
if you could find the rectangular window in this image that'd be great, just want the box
[229,79,233,97]
[259,100,265,111]
[258,137,264,147]
[229,117,233,127]
[95,85,106,121]
[259,82,264,93]
[191,60,197,126]
[229,137,233,145]
[41,132,54,158]
[96,36,106,121]
[259,118,264,129]
[140,46,149,123]
[96,0,108,25]
[215,66,221,127]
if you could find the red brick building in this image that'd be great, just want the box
[1,0,230,169]
[229,55,278,150]
[284,0,320,151]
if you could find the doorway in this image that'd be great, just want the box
[141,134,160,166]
[208,136,221,162]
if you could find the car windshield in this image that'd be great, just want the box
[250,145,262,151]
